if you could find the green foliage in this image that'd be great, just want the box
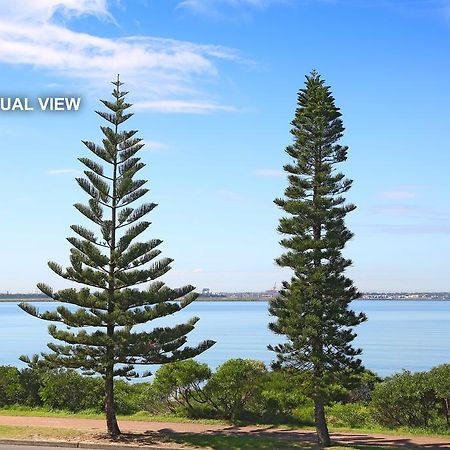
[18,368,43,407]
[291,404,315,426]
[256,370,308,421]
[0,366,23,407]
[18,354,53,407]
[347,370,381,403]
[136,384,166,415]
[327,403,371,428]
[113,380,149,415]
[21,367,147,415]
[205,359,267,420]
[153,359,211,414]
[429,364,450,426]
[370,370,437,428]
[39,370,103,412]
[18,77,214,435]
[6,359,450,434]
[268,70,366,444]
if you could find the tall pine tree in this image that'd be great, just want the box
[268,71,366,446]
[19,76,214,437]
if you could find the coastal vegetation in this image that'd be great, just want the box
[269,70,366,446]
[1,359,450,437]
[17,77,214,437]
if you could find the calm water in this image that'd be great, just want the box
[1,300,450,377]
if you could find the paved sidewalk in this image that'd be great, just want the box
[0,415,450,448]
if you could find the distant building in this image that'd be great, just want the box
[263,283,279,297]
[201,288,211,297]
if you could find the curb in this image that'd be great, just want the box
[0,440,77,448]
[0,439,176,449]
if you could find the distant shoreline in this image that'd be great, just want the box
[1,296,450,303]
[0,297,52,303]
[199,297,450,302]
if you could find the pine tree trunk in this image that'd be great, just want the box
[105,82,120,438]
[444,399,450,427]
[105,365,120,437]
[314,398,331,447]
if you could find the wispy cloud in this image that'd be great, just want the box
[180,0,281,8]
[0,0,111,22]
[47,168,81,175]
[361,197,450,235]
[380,189,416,200]
[134,100,237,114]
[178,0,287,16]
[253,169,283,177]
[141,140,170,152]
[370,204,416,216]
[364,223,450,235]
[179,0,450,20]
[0,0,240,113]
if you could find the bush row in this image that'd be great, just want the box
[327,366,450,431]
[0,358,370,424]
[0,365,148,414]
[1,359,450,431]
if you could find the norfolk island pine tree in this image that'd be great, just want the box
[19,76,215,437]
[268,71,366,446]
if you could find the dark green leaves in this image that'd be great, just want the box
[22,76,212,398]
[117,221,150,253]
[269,72,366,407]
[121,203,157,226]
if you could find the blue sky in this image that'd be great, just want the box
[1,0,450,293]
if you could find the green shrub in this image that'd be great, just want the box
[137,383,167,414]
[370,370,437,428]
[38,369,151,414]
[256,370,308,422]
[347,370,381,403]
[429,364,450,426]
[327,402,371,428]
[114,380,149,415]
[0,366,24,406]
[292,404,315,426]
[19,368,43,407]
[205,359,267,420]
[153,359,211,415]
[39,370,103,412]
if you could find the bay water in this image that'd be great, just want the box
[1,300,449,377]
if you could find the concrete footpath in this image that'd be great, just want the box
[0,415,450,448]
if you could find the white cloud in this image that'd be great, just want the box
[0,0,239,113]
[370,204,418,216]
[47,168,81,175]
[134,100,236,113]
[380,189,416,200]
[179,0,283,14]
[0,0,110,23]
[364,223,450,235]
[141,140,169,151]
[179,0,450,19]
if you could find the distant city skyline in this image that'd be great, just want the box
[1,1,450,292]
[3,289,450,298]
